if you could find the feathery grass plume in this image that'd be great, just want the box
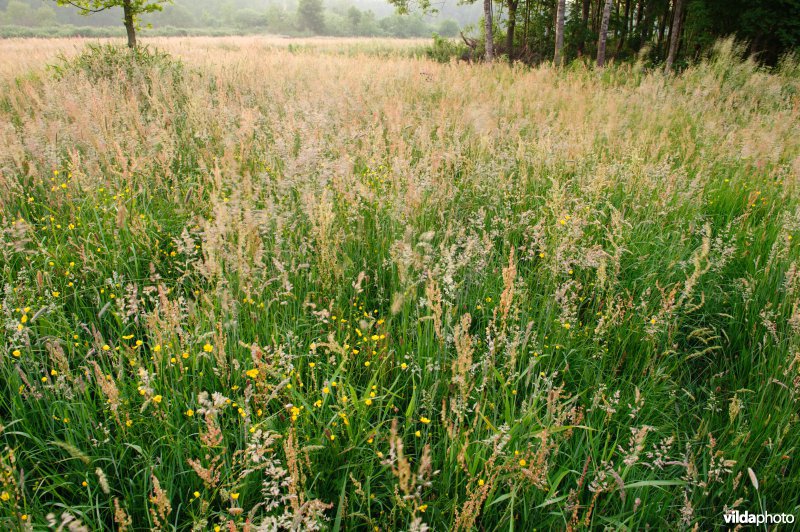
[95,467,111,495]
[114,498,133,531]
[91,361,121,423]
[448,313,474,437]
[46,512,89,532]
[424,274,444,345]
[148,474,172,531]
[499,247,517,332]
[46,341,70,379]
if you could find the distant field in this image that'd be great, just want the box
[0,36,431,78]
[1,36,799,530]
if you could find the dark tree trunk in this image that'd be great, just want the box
[522,0,531,51]
[484,0,494,61]
[635,0,644,44]
[506,0,518,61]
[123,0,136,48]
[577,0,590,55]
[554,0,566,65]
[665,0,684,70]
[657,2,668,54]
[615,0,631,55]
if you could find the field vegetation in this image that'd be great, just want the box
[1,36,800,530]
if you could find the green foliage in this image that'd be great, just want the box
[297,0,325,34]
[426,33,467,62]
[53,0,168,17]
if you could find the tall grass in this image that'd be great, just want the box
[0,36,799,530]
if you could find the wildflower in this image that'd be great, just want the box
[400,363,408,370]
[364,361,370,367]
[193,491,200,498]
[52,291,60,297]
[415,430,421,437]
[245,369,259,378]
[153,395,163,404]
[419,505,428,513]
[330,434,336,441]
[308,362,316,368]
[153,344,161,352]
[230,492,240,500]
[323,387,330,394]
[203,343,213,352]
[12,350,21,358]
[365,399,373,406]
[0,492,9,501]
[478,479,485,486]
[102,344,111,351]
[420,417,431,424]
[519,459,527,467]
[185,409,194,417]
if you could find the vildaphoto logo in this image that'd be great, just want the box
[723,510,796,525]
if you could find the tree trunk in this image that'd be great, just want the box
[577,0,590,56]
[657,4,668,53]
[615,0,630,55]
[522,0,531,52]
[484,0,494,61]
[506,0,518,61]
[554,0,566,65]
[635,0,644,44]
[123,0,136,48]
[664,0,684,71]
[596,0,613,67]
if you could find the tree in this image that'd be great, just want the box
[505,0,518,61]
[52,0,170,47]
[596,0,613,67]
[554,0,566,65]
[664,0,685,71]
[297,0,325,34]
[483,0,495,61]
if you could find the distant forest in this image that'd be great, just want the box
[0,0,478,38]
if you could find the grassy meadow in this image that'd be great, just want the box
[1,36,800,530]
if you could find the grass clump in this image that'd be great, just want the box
[49,43,184,85]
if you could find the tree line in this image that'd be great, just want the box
[24,0,800,67]
[394,0,800,67]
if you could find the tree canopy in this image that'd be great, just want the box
[52,0,170,46]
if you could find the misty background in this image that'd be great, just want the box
[0,0,483,38]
